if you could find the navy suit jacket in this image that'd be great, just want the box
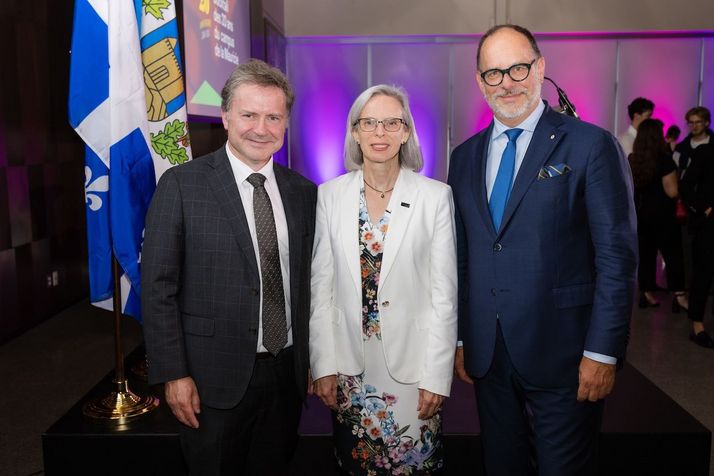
[448,106,637,388]
[142,147,317,408]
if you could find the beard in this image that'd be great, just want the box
[485,80,542,121]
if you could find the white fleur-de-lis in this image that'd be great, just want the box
[84,166,109,211]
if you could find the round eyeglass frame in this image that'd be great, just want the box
[480,59,537,87]
[353,117,406,132]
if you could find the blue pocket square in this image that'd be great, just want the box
[538,164,572,180]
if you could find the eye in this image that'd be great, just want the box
[362,118,377,128]
[386,119,401,128]
[512,65,527,74]
[485,70,500,80]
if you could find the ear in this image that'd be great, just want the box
[351,128,361,145]
[221,110,229,131]
[476,72,487,97]
[535,56,546,82]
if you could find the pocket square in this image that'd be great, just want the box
[538,164,572,180]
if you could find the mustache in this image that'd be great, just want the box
[492,87,528,98]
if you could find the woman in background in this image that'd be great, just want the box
[310,84,458,475]
[628,119,687,312]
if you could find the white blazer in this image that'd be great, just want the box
[310,168,458,396]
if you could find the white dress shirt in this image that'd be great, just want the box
[225,143,292,353]
[484,102,616,366]
[617,124,637,157]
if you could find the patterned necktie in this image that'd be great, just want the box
[246,173,287,355]
[489,128,524,231]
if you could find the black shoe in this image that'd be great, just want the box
[690,330,714,348]
[639,293,660,309]
[672,295,689,313]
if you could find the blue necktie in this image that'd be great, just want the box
[489,128,523,231]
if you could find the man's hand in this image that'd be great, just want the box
[165,377,201,428]
[313,375,338,410]
[417,389,445,420]
[454,346,474,384]
[577,356,616,402]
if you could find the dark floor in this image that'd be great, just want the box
[1,291,713,476]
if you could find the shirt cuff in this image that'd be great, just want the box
[583,350,617,365]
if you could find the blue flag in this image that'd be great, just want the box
[69,0,191,320]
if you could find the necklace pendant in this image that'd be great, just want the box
[380,192,385,198]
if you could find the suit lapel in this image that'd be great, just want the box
[498,108,565,236]
[380,169,418,286]
[206,148,259,280]
[274,164,303,313]
[341,172,362,295]
[471,123,498,236]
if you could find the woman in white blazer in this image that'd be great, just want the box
[310,84,458,475]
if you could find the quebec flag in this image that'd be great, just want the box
[68,0,191,320]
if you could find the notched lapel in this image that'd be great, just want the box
[341,172,362,296]
[380,170,417,286]
[206,150,259,279]
[471,124,498,236]
[499,110,565,235]
[274,165,304,310]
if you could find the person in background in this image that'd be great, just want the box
[449,24,637,475]
[665,125,681,155]
[311,84,458,475]
[679,106,714,348]
[628,119,687,312]
[142,60,317,475]
[618,97,655,156]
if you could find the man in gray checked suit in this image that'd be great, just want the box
[142,60,316,475]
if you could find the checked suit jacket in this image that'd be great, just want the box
[142,146,317,409]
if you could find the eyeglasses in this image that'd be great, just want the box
[687,120,705,126]
[480,59,537,87]
[353,117,405,132]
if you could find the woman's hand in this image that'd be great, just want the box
[417,388,445,420]
[313,374,338,410]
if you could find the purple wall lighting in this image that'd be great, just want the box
[287,32,714,185]
[287,43,367,184]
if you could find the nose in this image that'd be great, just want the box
[374,122,386,136]
[253,117,268,135]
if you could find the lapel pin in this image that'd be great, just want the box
[401,202,410,208]
[550,134,555,140]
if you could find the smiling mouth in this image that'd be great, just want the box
[371,144,390,151]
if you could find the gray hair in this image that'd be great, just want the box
[220,59,295,113]
[344,84,423,172]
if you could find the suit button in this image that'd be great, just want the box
[491,288,497,296]
[381,301,390,308]
[493,243,502,252]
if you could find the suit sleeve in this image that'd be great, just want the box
[447,152,469,343]
[309,186,338,380]
[583,131,638,359]
[419,185,458,396]
[141,169,189,385]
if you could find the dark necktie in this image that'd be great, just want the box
[247,173,287,355]
[489,128,524,231]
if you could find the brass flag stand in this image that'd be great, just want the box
[82,257,159,429]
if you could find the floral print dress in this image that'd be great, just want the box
[333,188,443,476]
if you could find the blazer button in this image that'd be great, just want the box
[491,288,497,296]
[381,301,390,308]
[493,243,503,252]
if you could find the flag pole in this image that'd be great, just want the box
[82,256,159,429]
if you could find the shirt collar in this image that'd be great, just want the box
[491,100,546,140]
[628,124,637,137]
[225,142,275,184]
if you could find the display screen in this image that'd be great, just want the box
[183,0,251,118]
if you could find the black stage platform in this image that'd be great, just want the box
[43,348,711,476]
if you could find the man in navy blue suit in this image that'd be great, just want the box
[448,25,637,475]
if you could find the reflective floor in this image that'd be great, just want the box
[0,294,712,476]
